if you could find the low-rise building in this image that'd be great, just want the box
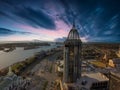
[60,72,109,90]
[108,58,120,70]
[109,72,120,90]
[55,60,64,76]
[63,73,109,90]
[76,72,109,90]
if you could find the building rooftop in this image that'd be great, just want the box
[110,58,120,63]
[76,72,109,89]
[67,24,80,40]
[82,72,109,82]
[110,71,120,78]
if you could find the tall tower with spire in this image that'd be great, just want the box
[63,23,82,83]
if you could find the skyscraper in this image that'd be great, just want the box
[63,23,82,83]
[61,24,109,90]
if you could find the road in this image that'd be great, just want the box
[26,51,62,90]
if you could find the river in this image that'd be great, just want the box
[0,45,56,69]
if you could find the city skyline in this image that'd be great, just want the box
[0,0,120,42]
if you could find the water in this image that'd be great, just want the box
[0,46,56,69]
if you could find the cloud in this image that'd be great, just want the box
[0,0,56,30]
[0,11,7,16]
[54,37,67,42]
[14,7,56,29]
[0,0,120,42]
[0,28,31,36]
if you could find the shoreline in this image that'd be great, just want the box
[0,47,62,76]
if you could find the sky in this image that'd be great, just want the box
[0,0,120,42]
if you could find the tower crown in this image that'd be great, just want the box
[67,24,80,40]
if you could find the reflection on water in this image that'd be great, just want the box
[0,46,55,69]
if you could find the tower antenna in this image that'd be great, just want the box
[72,19,76,29]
